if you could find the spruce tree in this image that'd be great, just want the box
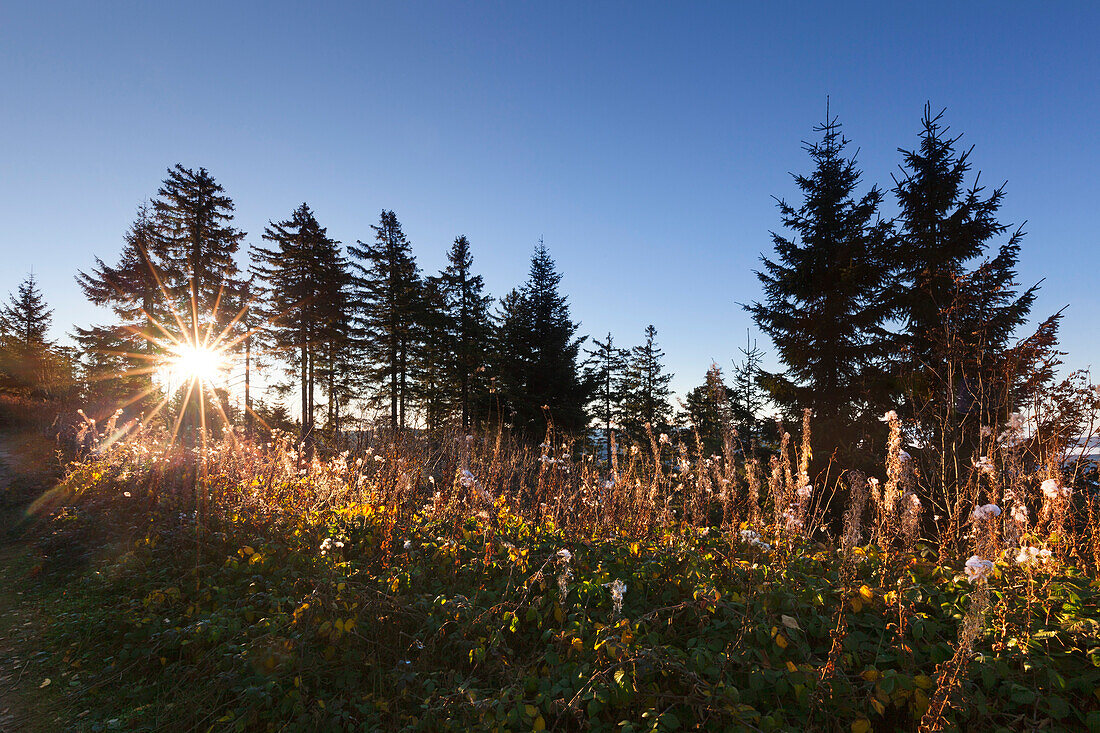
[748,112,893,466]
[348,210,423,431]
[584,332,627,461]
[892,105,1047,503]
[729,333,767,445]
[683,363,733,456]
[413,276,452,433]
[618,324,674,440]
[436,236,493,431]
[251,203,350,442]
[491,287,531,429]
[1,273,53,348]
[493,240,589,437]
[0,273,63,397]
[75,206,166,408]
[153,164,246,341]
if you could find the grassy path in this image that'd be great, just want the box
[0,435,77,732]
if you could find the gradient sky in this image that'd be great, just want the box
[2,1,1097,401]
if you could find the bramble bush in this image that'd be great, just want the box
[18,415,1100,732]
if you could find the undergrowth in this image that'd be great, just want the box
[14,416,1100,732]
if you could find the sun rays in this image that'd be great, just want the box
[83,254,283,452]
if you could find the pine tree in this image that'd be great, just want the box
[251,203,350,442]
[892,105,1048,500]
[618,325,674,440]
[492,241,589,437]
[349,210,423,431]
[584,332,628,461]
[748,111,893,465]
[153,164,246,342]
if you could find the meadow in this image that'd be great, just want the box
[1,401,1098,733]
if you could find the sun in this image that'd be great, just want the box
[161,342,230,391]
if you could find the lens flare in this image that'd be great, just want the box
[161,342,229,391]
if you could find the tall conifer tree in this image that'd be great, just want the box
[584,332,627,460]
[493,241,589,436]
[0,273,65,397]
[892,105,1049,503]
[75,206,166,408]
[748,112,893,465]
[618,325,674,439]
[349,210,423,431]
[683,364,733,456]
[153,165,246,341]
[251,203,350,441]
[1,273,53,348]
[435,235,493,431]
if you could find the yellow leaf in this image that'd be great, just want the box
[391,577,400,592]
[861,669,879,682]
[534,715,546,731]
[344,618,355,632]
[851,720,871,733]
[571,638,584,652]
[914,674,933,690]
[39,678,51,688]
[524,704,537,718]
[629,542,640,556]
[775,633,789,649]
[786,661,798,673]
[553,605,564,623]
[334,619,344,632]
[242,546,255,555]
[850,597,863,613]
[859,585,874,602]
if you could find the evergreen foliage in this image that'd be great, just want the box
[432,235,493,432]
[152,164,247,339]
[683,363,733,457]
[492,240,589,437]
[584,332,628,460]
[0,273,68,397]
[892,105,1053,503]
[749,112,894,467]
[74,206,169,410]
[1,272,53,348]
[348,210,423,431]
[618,325,674,439]
[250,203,351,441]
[730,333,769,446]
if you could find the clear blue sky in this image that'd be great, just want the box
[2,1,1098,398]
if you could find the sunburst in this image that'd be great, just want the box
[84,254,279,452]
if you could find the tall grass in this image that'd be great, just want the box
[19,402,1100,731]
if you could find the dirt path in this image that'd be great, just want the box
[0,434,75,732]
